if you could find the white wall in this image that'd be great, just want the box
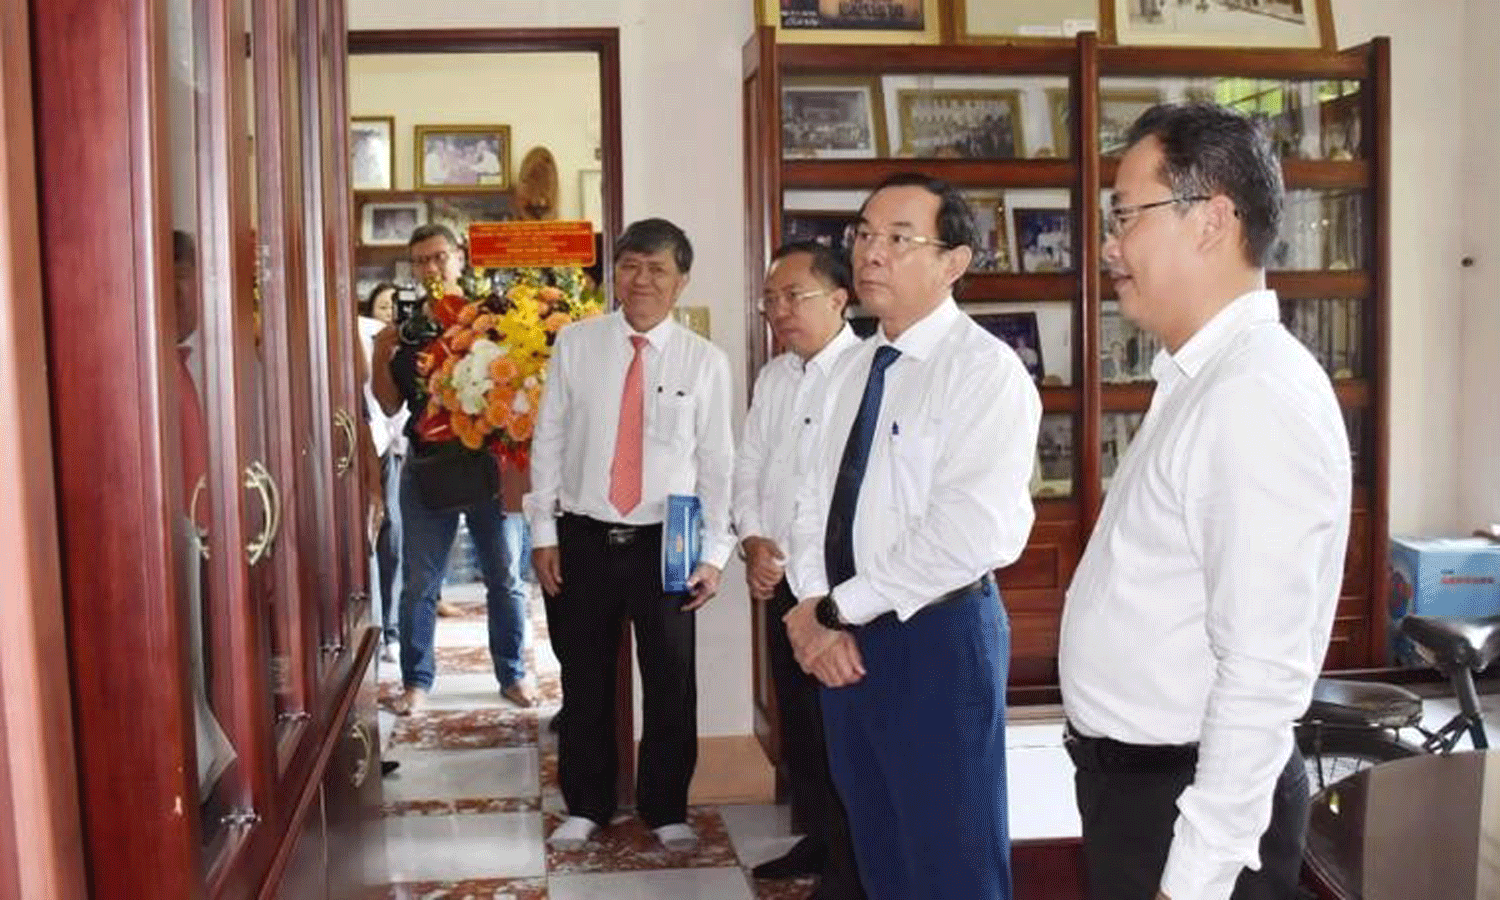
[349,0,757,737]
[347,52,600,219]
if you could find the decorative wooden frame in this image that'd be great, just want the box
[359,199,427,246]
[889,82,1024,159]
[953,0,1099,44]
[756,0,945,45]
[781,209,855,250]
[349,115,394,190]
[414,123,511,190]
[961,189,1011,273]
[1101,0,1337,51]
[1013,206,1073,273]
[1099,87,1162,155]
[781,77,887,159]
[975,311,1044,382]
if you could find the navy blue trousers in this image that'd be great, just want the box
[820,582,1012,900]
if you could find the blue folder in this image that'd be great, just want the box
[661,494,702,594]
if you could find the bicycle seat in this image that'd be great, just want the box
[1303,677,1424,729]
[1399,614,1500,673]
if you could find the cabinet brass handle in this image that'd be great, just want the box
[189,474,210,561]
[244,461,281,565]
[332,408,356,477]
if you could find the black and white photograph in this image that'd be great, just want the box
[1099,306,1159,383]
[1014,207,1073,273]
[976,312,1044,383]
[1101,412,1144,486]
[782,210,856,251]
[1035,414,1073,494]
[1099,88,1162,155]
[893,87,1022,158]
[963,191,1011,273]
[778,0,924,30]
[782,81,884,159]
[415,125,510,190]
[350,116,393,191]
[360,200,427,247]
[1109,0,1334,50]
[427,193,517,240]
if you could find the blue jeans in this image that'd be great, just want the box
[398,462,526,691]
[374,451,403,645]
[503,512,533,586]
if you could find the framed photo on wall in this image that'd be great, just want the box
[782,78,886,159]
[975,311,1044,382]
[962,190,1011,273]
[782,210,856,250]
[426,193,517,241]
[1102,0,1336,50]
[1100,88,1163,155]
[756,0,943,45]
[953,0,1098,43]
[350,116,394,190]
[1013,207,1073,273]
[889,84,1023,159]
[359,199,427,247]
[415,124,511,190]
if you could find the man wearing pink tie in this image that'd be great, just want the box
[527,218,735,853]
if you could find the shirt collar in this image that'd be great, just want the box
[614,309,677,350]
[803,323,860,376]
[1162,288,1279,382]
[875,295,959,362]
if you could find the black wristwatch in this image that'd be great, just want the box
[815,595,854,632]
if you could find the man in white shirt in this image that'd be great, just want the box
[1059,103,1351,900]
[783,174,1041,900]
[527,218,734,853]
[734,242,865,900]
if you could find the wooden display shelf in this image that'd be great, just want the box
[1099,157,1369,190]
[962,273,1076,302]
[1101,378,1371,412]
[1101,270,1370,301]
[782,158,1074,191]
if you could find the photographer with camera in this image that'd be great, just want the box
[372,224,533,716]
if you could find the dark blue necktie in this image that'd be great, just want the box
[825,345,901,588]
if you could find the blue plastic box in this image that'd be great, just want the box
[1388,536,1500,667]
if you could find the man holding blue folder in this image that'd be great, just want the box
[527,218,735,853]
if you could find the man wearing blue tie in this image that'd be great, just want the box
[784,173,1042,900]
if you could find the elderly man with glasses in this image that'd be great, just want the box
[783,173,1041,900]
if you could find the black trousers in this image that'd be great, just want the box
[543,514,697,828]
[1069,728,1310,900]
[766,580,866,898]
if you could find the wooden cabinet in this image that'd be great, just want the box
[743,25,1390,731]
[30,0,383,896]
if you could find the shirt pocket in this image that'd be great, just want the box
[887,420,940,523]
[649,390,696,447]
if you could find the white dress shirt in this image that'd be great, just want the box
[526,311,736,568]
[358,315,409,458]
[1059,289,1351,900]
[788,296,1041,624]
[733,325,862,552]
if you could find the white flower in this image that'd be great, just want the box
[451,339,504,416]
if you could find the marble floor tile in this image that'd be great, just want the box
[751,877,817,900]
[380,812,547,881]
[391,708,538,751]
[382,746,540,804]
[713,803,799,872]
[1006,720,1065,750]
[546,867,754,900]
[419,673,515,712]
[544,807,739,874]
[379,876,548,899]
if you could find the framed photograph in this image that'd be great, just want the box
[1034,414,1073,498]
[1100,88,1162,155]
[975,311,1044,382]
[1013,207,1073,273]
[1102,0,1336,51]
[954,0,1098,43]
[892,86,1023,159]
[1045,87,1072,158]
[782,210,855,251]
[1099,306,1157,383]
[414,124,510,191]
[756,0,942,45]
[1319,87,1362,160]
[578,169,603,227]
[962,190,1011,273]
[782,79,886,159]
[426,193,517,242]
[359,199,427,247]
[349,116,394,190]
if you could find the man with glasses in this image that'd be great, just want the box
[528,218,734,853]
[370,223,532,716]
[1060,103,1350,900]
[783,173,1041,900]
[734,241,864,900]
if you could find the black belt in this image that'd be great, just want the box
[859,575,994,630]
[560,513,662,548]
[1063,721,1199,773]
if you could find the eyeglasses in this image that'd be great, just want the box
[1104,195,1211,239]
[412,249,457,268]
[756,288,829,315]
[846,228,950,256]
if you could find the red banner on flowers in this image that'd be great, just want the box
[468,220,596,268]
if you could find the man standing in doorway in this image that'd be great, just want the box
[1059,102,1350,900]
[371,223,532,716]
[528,218,735,853]
[784,173,1041,900]
[734,241,865,900]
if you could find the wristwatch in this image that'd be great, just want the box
[815,595,854,632]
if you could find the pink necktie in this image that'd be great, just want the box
[609,335,648,516]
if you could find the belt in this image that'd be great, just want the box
[561,513,662,548]
[1063,721,1199,773]
[859,574,994,630]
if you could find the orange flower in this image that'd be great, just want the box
[509,414,534,441]
[488,356,519,384]
[471,313,495,333]
[456,303,480,326]
[484,398,512,429]
[450,330,477,352]
[543,312,572,333]
[538,286,565,303]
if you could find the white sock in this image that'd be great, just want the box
[547,815,599,850]
[654,822,697,852]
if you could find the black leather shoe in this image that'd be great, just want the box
[381,759,400,777]
[548,708,564,734]
[751,836,824,879]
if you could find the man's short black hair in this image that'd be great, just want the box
[858,172,977,251]
[614,217,693,273]
[407,222,462,250]
[1123,101,1284,268]
[770,240,853,296]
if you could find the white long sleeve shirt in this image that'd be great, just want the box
[733,325,862,553]
[525,311,736,568]
[1059,289,1351,900]
[787,297,1041,623]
